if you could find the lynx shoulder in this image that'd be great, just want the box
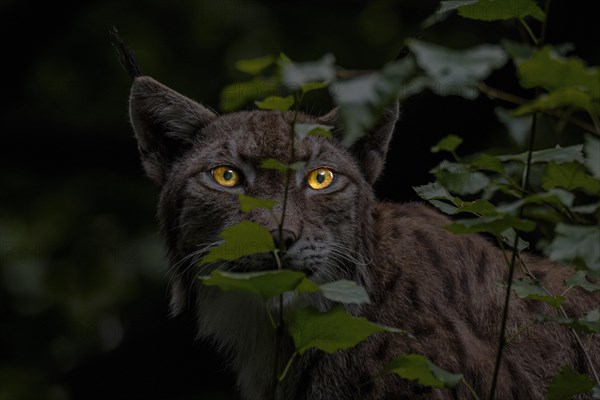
[127,75,599,400]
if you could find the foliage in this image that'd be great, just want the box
[194,0,600,398]
[191,0,600,399]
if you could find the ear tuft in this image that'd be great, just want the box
[129,76,217,184]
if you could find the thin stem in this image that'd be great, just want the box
[278,352,298,383]
[588,108,600,134]
[495,235,512,267]
[462,379,482,400]
[489,74,541,399]
[506,319,536,345]
[518,18,539,46]
[451,150,462,163]
[270,91,303,400]
[277,92,301,243]
[560,285,573,297]
[488,232,521,400]
[559,308,600,385]
[265,303,277,330]
[271,250,284,400]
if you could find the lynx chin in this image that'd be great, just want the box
[126,73,599,399]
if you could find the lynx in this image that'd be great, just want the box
[127,73,599,399]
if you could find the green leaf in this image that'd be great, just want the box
[456,199,498,216]
[413,182,453,201]
[542,162,600,194]
[331,58,415,147]
[282,54,336,89]
[538,309,600,334]
[414,183,498,217]
[470,153,506,174]
[336,103,377,147]
[376,59,418,103]
[494,107,533,149]
[569,309,600,333]
[457,0,545,22]
[296,278,320,293]
[434,161,490,195]
[238,195,277,212]
[499,228,530,252]
[300,81,329,94]
[277,52,292,66]
[585,135,600,178]
[446,215,535,235]
[431,135,463,154]
[511,279,564,309]
[421,1,478,28]
[547,366,595,400]
[260,158,289,172]
[427,362,464,389]
[413,182,459,215]
[571,203,599,214]
[518,47,600,98]
[408,40,507,100]
[501,39,535,65]
[199,269,307,301]
[201,220,275,264]
[382,354,462,389]
[288,161,307,171]
[428,199,460,215]
[235,55,275,75]
[318,280,370,305]
[496,189,575,215]
[294,123,333,139]
[498,145,584,164]
[548,224,600,272]
[295,278,370,304]
[255,95,295,111]
[220,78,280,112]
[565,271,600,292]
[514,87,599,118]
[260,159,307,173]
[287,306,400,355]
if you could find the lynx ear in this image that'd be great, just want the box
[129,76,217,184]
[319,103,399,185]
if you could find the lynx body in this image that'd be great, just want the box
[128,76,599,400]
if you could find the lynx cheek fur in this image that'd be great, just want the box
[128,75,599,400]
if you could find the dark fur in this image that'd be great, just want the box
[128,75,599,399]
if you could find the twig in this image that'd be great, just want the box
[518,18,539,46]
[462,379,482,400]
[278,352,298,383]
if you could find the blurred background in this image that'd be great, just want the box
[0,1,597,399]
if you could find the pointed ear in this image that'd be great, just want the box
[129,76,217,184]
[319,103,399,185]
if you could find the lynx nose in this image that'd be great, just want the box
[270,229,297,250]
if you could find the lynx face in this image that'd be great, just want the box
[129,76,396,313]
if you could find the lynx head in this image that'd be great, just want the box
[129,76,398,313]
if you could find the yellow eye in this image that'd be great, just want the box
[212,166,240,187]
[307,168,334,190]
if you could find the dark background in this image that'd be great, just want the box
[0,1,597,399]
